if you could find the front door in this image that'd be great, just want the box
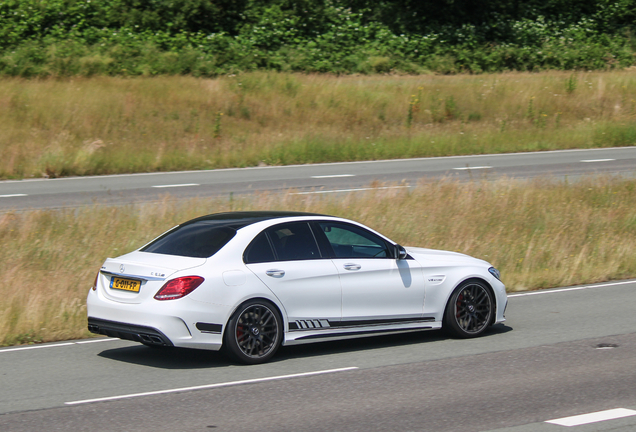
[314,221,425,322]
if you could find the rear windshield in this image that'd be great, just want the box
[141,222,236,258]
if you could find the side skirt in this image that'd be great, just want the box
[283,319,442,346]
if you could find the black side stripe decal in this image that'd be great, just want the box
[289,316,435,331]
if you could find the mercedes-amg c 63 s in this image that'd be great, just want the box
[88,211,507,364]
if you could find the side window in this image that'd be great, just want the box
[244,232,276,264]
[267,222,321,261]
[317,222,391,258]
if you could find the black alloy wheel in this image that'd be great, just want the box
[224,300,282,364]
[443,280,493,338]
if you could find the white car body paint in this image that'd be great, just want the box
[404,246,506,324]
[87,213,506,361]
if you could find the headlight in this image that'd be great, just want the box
[488,267,501,281]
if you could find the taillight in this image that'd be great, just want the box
[91,272,99,291]
[154,276,204,300]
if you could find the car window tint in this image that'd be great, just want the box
[318,222,390,258]
[267,222,321,261]
[244,232,276,264]
[141,223,235,258]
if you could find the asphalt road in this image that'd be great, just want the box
[2,279,636,431]
[1,147,635,212]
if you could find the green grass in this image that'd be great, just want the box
[1,71,635,179]
[1,175,636,346]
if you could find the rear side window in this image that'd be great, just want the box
[267,222,321,261]
[244,222,322,263]
[141,222,236,258]
[244,232,276,264]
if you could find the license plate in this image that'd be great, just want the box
[110,277,141,293]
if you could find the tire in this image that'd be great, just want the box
[443,280,493,338]
[223,299,283,365]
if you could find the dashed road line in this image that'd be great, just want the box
[0,194,27,198]
[65,367,359,405]
[546,408,636,427]
[453,166,493,170]
[292,186,410,195]
[581,159,616,163]
[152,183,200,188]
[310,174,356,178]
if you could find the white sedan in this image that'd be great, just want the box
[87,211,507,364]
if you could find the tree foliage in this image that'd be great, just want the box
[0,0,634,76]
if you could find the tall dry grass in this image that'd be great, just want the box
[1,71,636,179]
[1,175,635,346]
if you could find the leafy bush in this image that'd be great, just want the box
[0,0,634,76]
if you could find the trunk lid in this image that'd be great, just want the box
[98,251,206,304]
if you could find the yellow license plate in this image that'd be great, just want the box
[110,277,141,293]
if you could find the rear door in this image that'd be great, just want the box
[244,222,342,324]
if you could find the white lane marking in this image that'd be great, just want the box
[2,146,633,186]
[0,338,118,353]
[453,166,493,170]
[75,338,120,344]
[0,194,27,198]
[546,408,636,427]
[292,186,410,195]
[508,280,635,298]
[0,343,75,353]
[2,280,634,353]
[581,159,616,163]
[65,367,359,405]
[152,183,200,188]
[310,174,356,178]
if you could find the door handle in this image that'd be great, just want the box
[266,269,285,278]
[343,263,361,271]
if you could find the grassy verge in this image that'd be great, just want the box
[2,71,636,179]
[1,175,635,346]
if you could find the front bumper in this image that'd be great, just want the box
[493,278,507,324]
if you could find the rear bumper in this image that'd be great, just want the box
[87,288,226,351]
[88,317,174,347]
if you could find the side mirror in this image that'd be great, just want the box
[395,245,408,260]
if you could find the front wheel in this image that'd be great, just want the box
[223,300,283,364]
[443,280,493,338]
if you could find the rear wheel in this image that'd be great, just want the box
[223,299,283,364]
[443,280,493,338]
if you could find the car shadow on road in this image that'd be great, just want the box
[97,345,234,369]
[275,323,513,362]
[96,324,512,369]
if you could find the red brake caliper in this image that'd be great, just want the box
[456,293,463,318]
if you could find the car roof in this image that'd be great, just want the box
[179,211,327,230]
